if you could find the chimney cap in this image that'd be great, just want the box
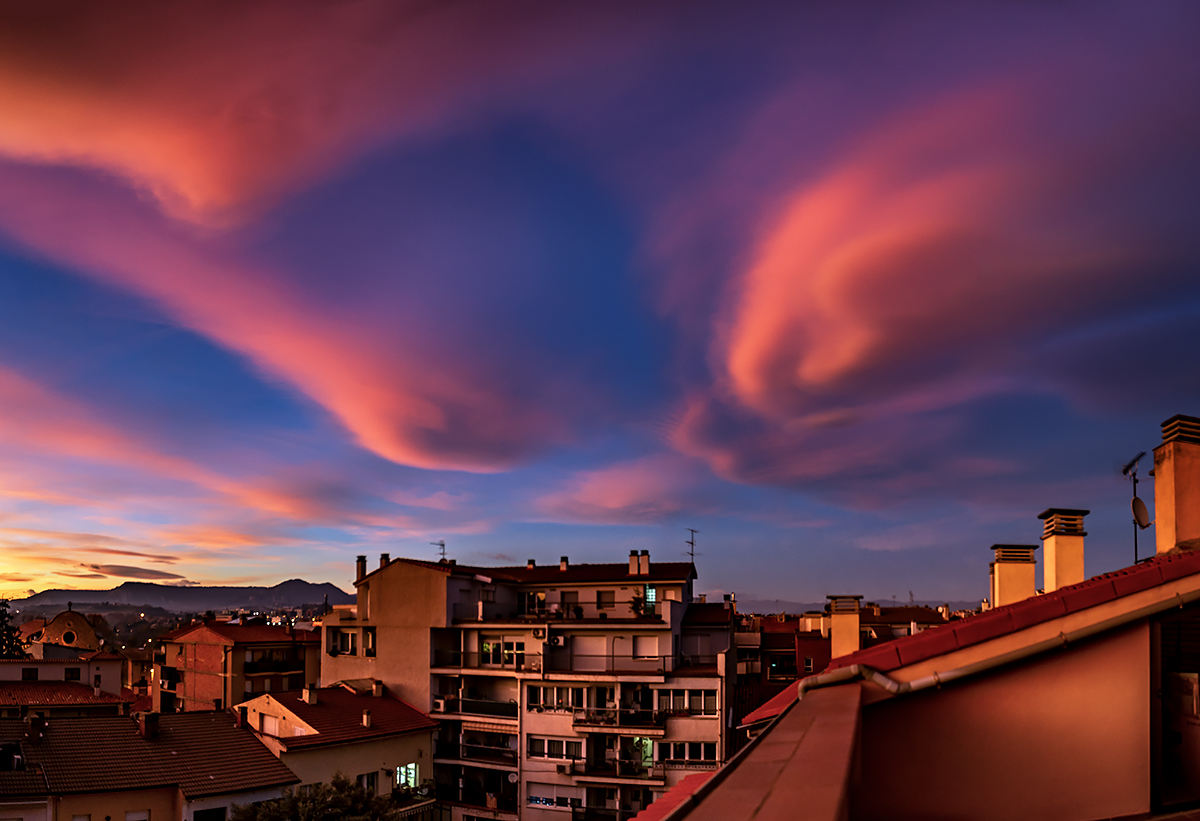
[639,549,649,555]
[1037,508,1090,519]
[989,543,1039,551]
[1162,414,1200,444]
[630,550,638,557]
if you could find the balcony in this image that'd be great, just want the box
[152,652,166,665]
[572,707,667,732]
[436,783,518,813]
[452,601,661,623]
[431,695,519,719]
[431,649,542,673]
[435,741,518,767]
[579,760,666,783]
[572,810,619,821]
[243,659,305,674]
[544,654,717,675]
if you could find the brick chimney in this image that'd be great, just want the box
[1039,509,1088,592]
[356,555,367,581]
[989,545,1037,607]
[362,709,372,728]
[628,550,639,575]
[380,553,390,568]
[302,684,318,704]
[1155,414,1200,553]
[828,595,863,658]
[638,550,650,575]
[138,711,159,739]
[560,556,569,572]
[527,558,536,569]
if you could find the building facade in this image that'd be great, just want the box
[322,550,734,821]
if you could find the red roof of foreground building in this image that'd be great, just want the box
[633,771,717,821]
[160,622,319,645]
[741,550,1200,728]
[0,682,129,707]
[259,685,436,750]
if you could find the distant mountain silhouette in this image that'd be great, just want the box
[735,599,981,615]
[14,579,354,613]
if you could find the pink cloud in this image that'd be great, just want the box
[535,454,711,525]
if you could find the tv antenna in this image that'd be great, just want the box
[685,528,701,563]
[431,539,446,561]
[1122,452,1152,563]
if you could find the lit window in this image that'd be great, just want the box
[396,762,419,790]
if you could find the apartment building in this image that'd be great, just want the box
[151,621,321,713]
[322,549,735,821]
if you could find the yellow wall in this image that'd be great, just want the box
[55,786,177,821]
[1043,533,1084,592]
[1156,439,1200,553]
[855,622,1150,821]
[992,561,1035,607]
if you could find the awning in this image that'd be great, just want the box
[461,720,518,735]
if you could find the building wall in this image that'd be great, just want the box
[184,786,289,820]
[322,562,448,710]
[55,786,177,821]
[280,733,431,795]
[0,800,48,820]
[856,621,1151,821]
[35,612,99,652]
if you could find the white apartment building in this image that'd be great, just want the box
[322,550,735,821]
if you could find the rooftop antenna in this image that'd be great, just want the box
[431,539,446,561]
[685,528,701,563]
[1122,451,1152,563]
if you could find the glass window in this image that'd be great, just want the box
[548,739,564,758]
[804,657,814,673]
[21,668,37,681]
[597,590,615,609]
[528,685,541,707]
[561,591,579,607]
[672,690,686,712]
[704,690,717,715]
[703,743,717,761]
[566,740,582,759]
[65,667,81,681]
[528,737,545,756]
[688,690,702,713]
[396,762,418,789]
[364,627,376,658]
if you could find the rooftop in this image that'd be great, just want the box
[256,685,436,750]
[365,556,697,587]
[0,682,129,707]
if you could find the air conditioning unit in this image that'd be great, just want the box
[548,635,563,647]
[432,698,447,713]
[556,762,575,775]
[532,628,545,639]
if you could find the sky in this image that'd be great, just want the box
[1,1,1199,605]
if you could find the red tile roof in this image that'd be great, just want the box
[0,682,129,707]
[633,771,716,821]
[83,650,126,661]
[373,557,696,587]
[264,686,437,750]
[828,550,1200,674]
[741,551,1200,728]
[162,623,319,645]
[0,713,297,799]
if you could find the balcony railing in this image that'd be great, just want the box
[243,659,305,674]
[431,695,519,719]
[545,654,717,674]
[435,784,518,813]
[453,602,659,622]
[431,650,542,672]
[581,760,664,780]
[435,741,519,766]
[572,809,619,821]
[572,707,667,730]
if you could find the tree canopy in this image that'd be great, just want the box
[0,600,28,659]
[231,775,400,821]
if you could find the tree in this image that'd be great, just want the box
[231,774,396,821]
[0,600,29,659]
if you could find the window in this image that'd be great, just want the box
[597,590,615,610]
[62,630,76,644]
[527,736,583,760]
[527,782,584,808]
[364,627,376,658]
[124,812,150,821]
[632,636,656,659]
[94,673,102,688]
[396,762,419,790]
[64,667,81,682]
[358,770,378,795]
[338,630,357,655]
[528,685,584,711]
[21,668,37,681]
[561,591,578,608]
[193,808,227,821]
[656,741,718,764]
[656,689,717,716]
[804,657,814,673]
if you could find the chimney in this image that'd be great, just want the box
[629,550,639,575]
[1039,508,1089,592]
[989,545,1038,607]
[93,685,101,697]
[25,716,48,742]
[1155,414,1200,554]
[697,594,706,604]
[302,684,318,704]
[372,680,383,698]
[236,706,248,728]
[380,553,390,568]
[356,555,367,581]
[362,709,372,728]
[560,556,569,572]
[138,711,159,740]
[638,549,650,575]
[828,595,863,658]
[527,559,536,569]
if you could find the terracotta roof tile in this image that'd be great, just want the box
[0,682,129,707]
[633,771,717,821]
[163,623,319,645]
[265,686,436,750]
[0,713,297,800]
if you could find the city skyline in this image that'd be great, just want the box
[1,2,1199,603]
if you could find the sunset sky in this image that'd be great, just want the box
[1,1,1199,604]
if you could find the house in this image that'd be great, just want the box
[0,711,298,820]
[239,681,436,802]
[152,621,321,713]
[321,550,735,821]
[640,412,1200,821]
[0,652,129,718]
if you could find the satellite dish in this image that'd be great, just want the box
[508,772,519,784]
[1133,497,1152,529]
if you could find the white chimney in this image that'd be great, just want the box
[828,595,862,658]
[1155,414,1200,554]
[560,556,569,572]
[628,550,638,575]
[302,685,318,704]
[362,709,371,728]
[638,550,650,575]
[989,545,1037,607]
[1039,509,1088,592]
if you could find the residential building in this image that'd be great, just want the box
[643,412,1200,821]
[152,622,320,713]
[321,550,734,821]
[240,680,436,806]
[0,711,298,820]
[0,652,129,718]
